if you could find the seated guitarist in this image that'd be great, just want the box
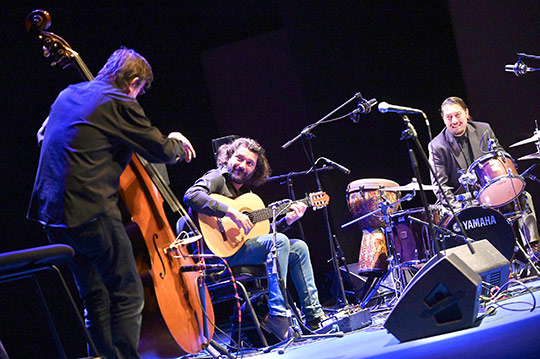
[183,137,326,339]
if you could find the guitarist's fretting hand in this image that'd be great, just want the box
[225,207,254,234]
[285,202,307,225]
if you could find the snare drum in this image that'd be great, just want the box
[440,206,515,260]
[346,178,401,229]
[468,151,525,207]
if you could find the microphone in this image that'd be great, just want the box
[180,264,226,272]
[318,157,351,175]
[505,59,532,76]
[350,98,378,123]
[378,102,424,115]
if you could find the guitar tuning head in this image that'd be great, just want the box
[308,191,330,210]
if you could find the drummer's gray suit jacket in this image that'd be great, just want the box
[428,121,500,208]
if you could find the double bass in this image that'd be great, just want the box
[25,10,214,356]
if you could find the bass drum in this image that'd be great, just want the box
[440,206,515,260]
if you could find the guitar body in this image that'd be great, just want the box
[198,193,271,257]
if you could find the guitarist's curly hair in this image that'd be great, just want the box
[216,137,271,187]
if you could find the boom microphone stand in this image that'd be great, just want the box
[282,92,376,309]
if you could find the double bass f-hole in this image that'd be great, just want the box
[153,233,167,279]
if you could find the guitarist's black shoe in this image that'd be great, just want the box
[307,314,329,331]
[263,314,290,341]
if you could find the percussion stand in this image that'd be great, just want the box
[341,194,415,307]
[399,115,476,257]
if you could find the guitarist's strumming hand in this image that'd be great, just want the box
[285,202,307,225]
[225,207,254,234]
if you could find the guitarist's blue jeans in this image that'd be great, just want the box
[227,232,324,322]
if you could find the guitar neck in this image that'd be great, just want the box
[248,197,309,224]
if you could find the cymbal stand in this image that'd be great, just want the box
[513,230,540,277]
[504,192,540,278]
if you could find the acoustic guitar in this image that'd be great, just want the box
[198,192,329,257]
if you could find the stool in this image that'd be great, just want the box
[0,244,102,359]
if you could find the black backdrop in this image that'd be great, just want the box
[2,1,540,357]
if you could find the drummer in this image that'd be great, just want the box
[428,96,540,248]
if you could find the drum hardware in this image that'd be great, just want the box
[505,53,540,76]
[456,170,478,209]
[358,195,424,308]
[383,178,453,192]
[512,226,540,278]
[520,164,538,182]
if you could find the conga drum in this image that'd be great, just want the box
[346,178,401,229]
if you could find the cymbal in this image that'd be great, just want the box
[384,182,452,191]
[518,152,540,161]
[510,132,540,148]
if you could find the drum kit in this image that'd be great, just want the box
[342,129,540,306]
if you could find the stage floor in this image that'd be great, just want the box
[141,275,540,359]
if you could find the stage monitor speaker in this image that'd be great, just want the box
[443,239,510,293]
[384,253,482,342]
[413,239,510,296]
